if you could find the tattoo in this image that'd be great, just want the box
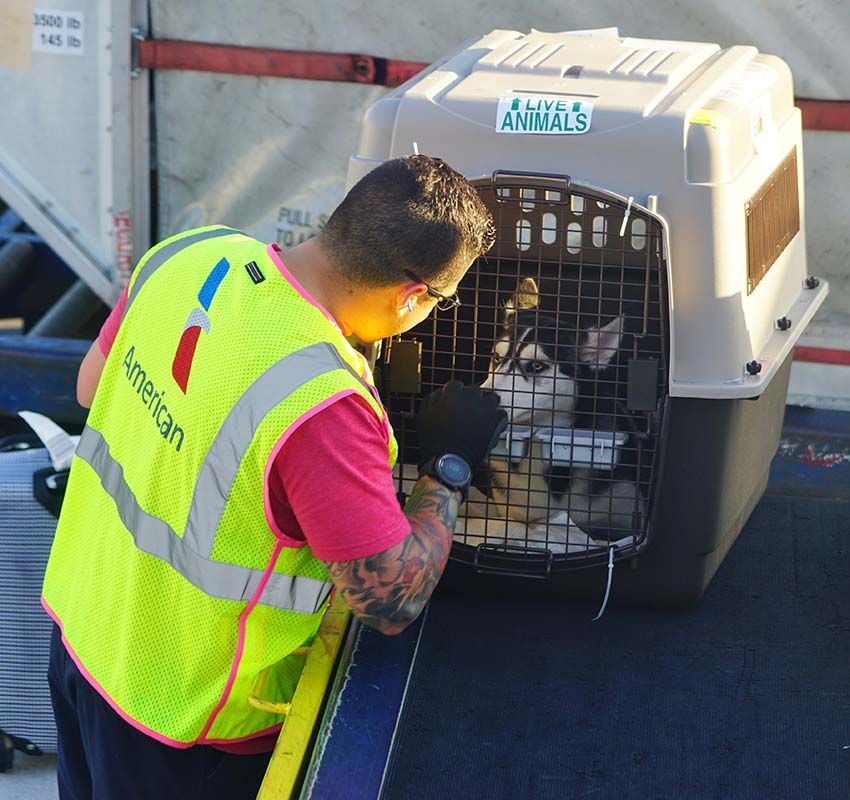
[326,477,460,635]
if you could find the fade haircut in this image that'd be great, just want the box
[319,155,495,288]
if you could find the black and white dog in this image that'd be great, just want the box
[480,277,644,538]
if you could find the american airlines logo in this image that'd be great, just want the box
[172,257,230,393]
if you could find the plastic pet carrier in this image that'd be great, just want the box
[348,29,828,608]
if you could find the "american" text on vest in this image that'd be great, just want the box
[122,346,185,452]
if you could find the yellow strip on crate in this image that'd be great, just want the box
[689,108,724,130]
[256,593,351,800]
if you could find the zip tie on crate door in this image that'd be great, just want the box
[412,141,420,155]
[618,196,634,238]
[592,545,616,622]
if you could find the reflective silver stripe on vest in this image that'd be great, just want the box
[76,426,332,614]
[123,227,245,322]
[183,341,356,555]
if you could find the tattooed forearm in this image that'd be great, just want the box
[325,476,460,635]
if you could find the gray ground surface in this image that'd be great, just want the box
[0,753,58,800]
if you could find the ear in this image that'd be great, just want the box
[579,315,623,371]
[504,276,539,322]
[395,280,428,311]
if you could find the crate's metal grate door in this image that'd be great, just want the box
[381,173,669,576]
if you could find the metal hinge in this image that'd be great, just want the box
[130,27,146,78]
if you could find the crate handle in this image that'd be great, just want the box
[472,542,553,579]
[490,170,572,204]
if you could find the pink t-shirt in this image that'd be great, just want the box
[96,259,410,753]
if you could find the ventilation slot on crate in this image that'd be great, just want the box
[746,147,800,294]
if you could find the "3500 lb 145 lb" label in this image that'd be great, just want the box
[32,9,84,56]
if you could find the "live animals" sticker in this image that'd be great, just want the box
[496,94,594,135]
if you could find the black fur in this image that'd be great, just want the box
[504,309,580,381]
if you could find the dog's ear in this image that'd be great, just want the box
[579,315,623,371]
[504,277,539,322]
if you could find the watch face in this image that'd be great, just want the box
[438,454,471,487]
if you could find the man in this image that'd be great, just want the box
[43,155,507,798]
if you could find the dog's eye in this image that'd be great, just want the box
[528,361,548,374]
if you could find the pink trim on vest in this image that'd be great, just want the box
[263,389,360,547]
[267,243,339,328]
[41,596,196,749]
[197,538,286,743]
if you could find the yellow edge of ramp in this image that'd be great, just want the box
[257,593,350,799]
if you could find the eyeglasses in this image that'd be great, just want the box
[403,270,461,311]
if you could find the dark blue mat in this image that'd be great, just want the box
[381,495,850,800]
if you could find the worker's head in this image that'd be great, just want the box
[317,155,494,342]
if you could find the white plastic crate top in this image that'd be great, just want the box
[347,29,829,400]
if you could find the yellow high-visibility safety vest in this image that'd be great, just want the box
[42,226,398,746]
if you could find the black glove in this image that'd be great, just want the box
[416,380,508,469]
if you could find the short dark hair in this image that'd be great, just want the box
[319,155,495,288]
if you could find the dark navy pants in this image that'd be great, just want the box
[47,624,272,800]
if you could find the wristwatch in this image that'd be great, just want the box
[418,453,473,498]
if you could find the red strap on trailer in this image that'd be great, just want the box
[136,38,427,87]
[136,39,850,131]
[794,346,850,366]
[796,99,850,132]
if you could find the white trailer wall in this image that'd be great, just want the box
[0,0,149,303]
[152,0,849,317]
